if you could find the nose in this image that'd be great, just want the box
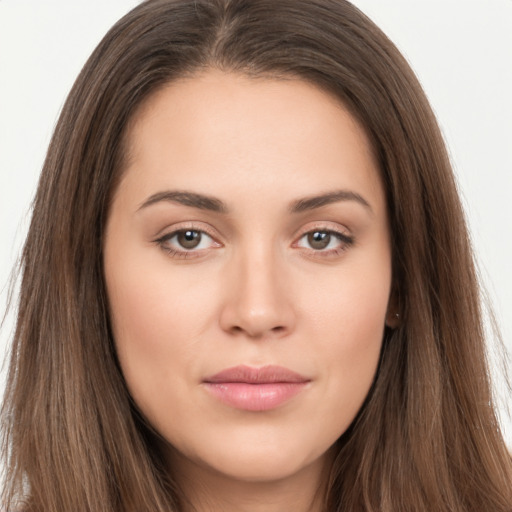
[219,247,296,339]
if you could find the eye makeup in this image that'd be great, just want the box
[152,220,355,261]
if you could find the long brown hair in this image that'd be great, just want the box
[2,1,511,511]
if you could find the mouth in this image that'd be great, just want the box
[202,365,311,411]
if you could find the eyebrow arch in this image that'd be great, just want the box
[137,188,372,215]
[137,190,228,213]
[290,190,372,214]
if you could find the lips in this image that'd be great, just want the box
[203,365,310,411]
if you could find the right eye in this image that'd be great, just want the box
[156,229,220,257]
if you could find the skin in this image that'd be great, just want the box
[104,70,394,512]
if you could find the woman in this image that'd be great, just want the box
[2,0,511,511]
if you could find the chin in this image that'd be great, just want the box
[169,428,335,486]
[222,454,309,482]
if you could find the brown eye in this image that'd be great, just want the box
[295,228,354,255]
[176,230,202,249]
[155,228,220,257]
[307,231,331,250]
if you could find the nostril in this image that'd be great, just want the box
[228,324,287,338]
[219,289,296,338]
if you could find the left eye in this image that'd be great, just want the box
[160,230,215,251]
[296,230,348,251]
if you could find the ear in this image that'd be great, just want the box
[385,283,401,329]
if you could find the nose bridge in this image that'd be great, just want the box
[220,238,295,338]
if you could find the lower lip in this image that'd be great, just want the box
[203,382,308,411]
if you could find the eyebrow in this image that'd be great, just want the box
[290,190,372,214]
[137,191,228,213]
[137,188,372,214]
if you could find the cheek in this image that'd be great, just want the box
[301,258,391,424]
[104,250,220,415]
[305,254,391,346]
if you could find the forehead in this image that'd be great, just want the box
[118,70,384,211]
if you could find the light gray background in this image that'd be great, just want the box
[1,1,511,443]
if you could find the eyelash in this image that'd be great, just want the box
[294,229,354,257]
[154,226,219,259]
[154,226,354,259]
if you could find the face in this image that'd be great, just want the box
[104,71,393,487]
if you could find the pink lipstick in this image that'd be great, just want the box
[203,365,310,411]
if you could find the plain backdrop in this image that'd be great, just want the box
[0,0,511,444]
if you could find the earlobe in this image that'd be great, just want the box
[385,284,401,328]
[385,310,401,329]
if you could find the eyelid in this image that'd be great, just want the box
[153,221,223,257]
[153,221,222,242]
[292,221,353,241]
[152,220,354,259]
[291,221,354,255]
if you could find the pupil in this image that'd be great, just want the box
[178,230,201,249]
[308,231,330,250]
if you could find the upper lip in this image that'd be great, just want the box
[204,365,310,384]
